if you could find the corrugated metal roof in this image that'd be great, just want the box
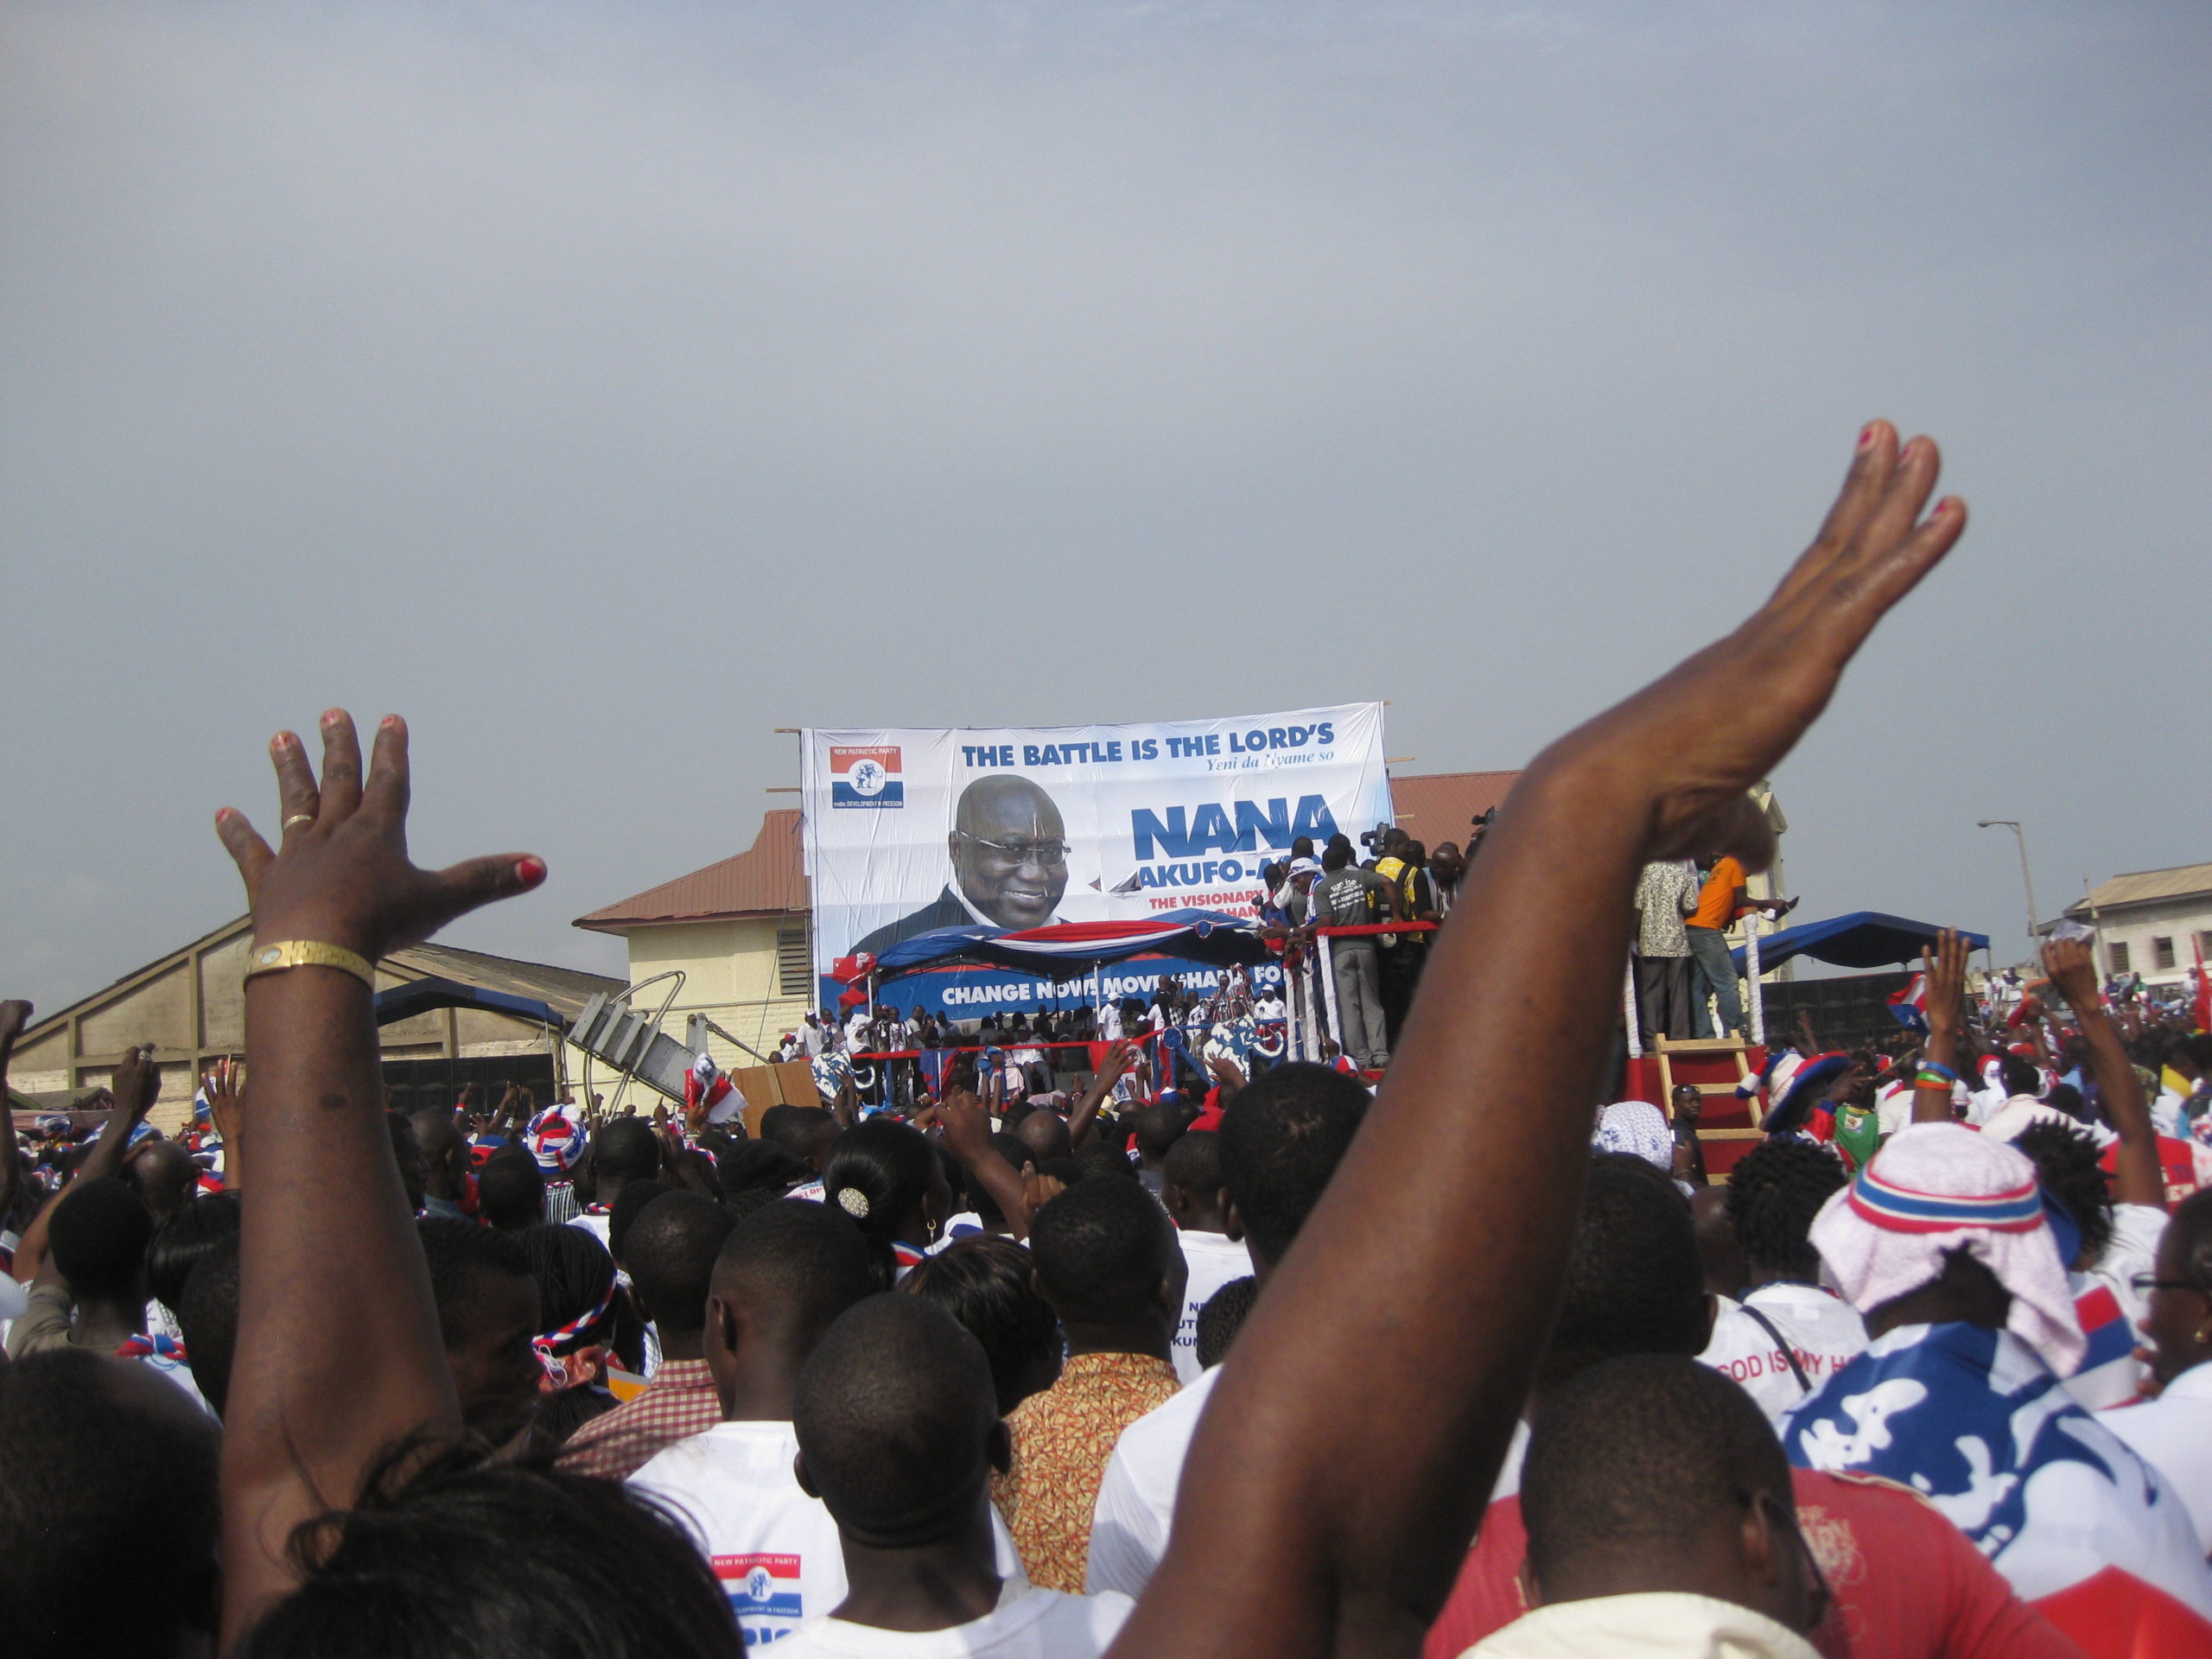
[1387,770,1523,847]
[2068,861,2212,915]
[574,809,808,931]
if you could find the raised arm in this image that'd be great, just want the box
[1913,929,1971,1125]
[204,1056,245,1192]
[1068,1039,1135,1149]
[12,1042,162,1283]
[938,1087,1038,1240]
[2044,937,2163,1208]
[1116,423,1963,1659]
[213,713,543,1648]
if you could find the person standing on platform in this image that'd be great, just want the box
[1634,860,1699,1045]
[1314,839,1395,1071]
[1688,853,1797,1039]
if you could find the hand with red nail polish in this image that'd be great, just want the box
[213,710,545,962]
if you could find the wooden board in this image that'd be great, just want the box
[732,1061,827,1137]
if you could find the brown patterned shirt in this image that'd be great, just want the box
[994,1350,1181,1592]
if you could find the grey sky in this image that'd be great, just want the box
[3,0,2207,1008]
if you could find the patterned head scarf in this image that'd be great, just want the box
[1809,1122,2082,1375]
[525,1106,587,1173]
[1592,1101,1675,1173]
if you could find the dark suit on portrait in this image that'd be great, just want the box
[851,887,975,959]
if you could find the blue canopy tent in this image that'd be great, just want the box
[870,909,1273,982]
[1729,912,1989,975]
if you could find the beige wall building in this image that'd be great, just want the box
[574,811,815,1081]
[2066,862,2212,989]
[11,917,620,1134]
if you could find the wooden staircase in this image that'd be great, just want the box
[1628,1035,1769,1178]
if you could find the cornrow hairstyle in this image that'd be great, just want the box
[1195,1274,1259,1370]
[1725,1139,1848,1283]
[2013,1120,2114,1265]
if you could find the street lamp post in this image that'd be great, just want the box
[1976,819,2039,957]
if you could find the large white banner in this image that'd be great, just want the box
[800,704,1391,994]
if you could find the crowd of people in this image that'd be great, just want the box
[3,428,2209,1658]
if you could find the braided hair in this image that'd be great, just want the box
[1726,1139,1847,1284]
[2013,1120,2113,1266]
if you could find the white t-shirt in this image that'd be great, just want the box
[2063,1201,2168,1410]
[1087,1373,1529,1601]
[632,1421,1026,1644]
[631,1421,847,1645]
[1171,1231,1253,1384]
[1699,1283,1868,1421]
[1086,1366,1217,1599]
[1254,994,1286,1023]
[1468,1591,1821,1659]
[774,1580,1131,1659]
[1981,1096,2115,1149]
[2105,1363,2212,1554]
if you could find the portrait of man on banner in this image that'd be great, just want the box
[850,774,1071,955]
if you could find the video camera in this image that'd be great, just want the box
[1357,822,1394,856]
[1466,807,1497,860]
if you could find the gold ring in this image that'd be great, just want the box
[283,814,316,832]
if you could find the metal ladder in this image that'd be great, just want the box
[568,972,783,1119]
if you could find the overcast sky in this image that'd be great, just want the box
[3,0,2207,1011]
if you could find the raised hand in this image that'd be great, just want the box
[213,711,544,961]
[2040,936,2101,1014]
[203,1057,245,1169]
[111,1042,162,1128]
[1907,930,1972,1126]
[1114,424,1966,1659]
[2043,934,2162,1205]
[937,1086,993,1166]
[1922,928,1969,1036]
[938,1085,1038,1238]
[1556,424,1963,870]
[212,712,546,1648]
[1095,1037,1137,1088]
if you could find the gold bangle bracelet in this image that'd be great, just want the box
[243,939,377,991]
